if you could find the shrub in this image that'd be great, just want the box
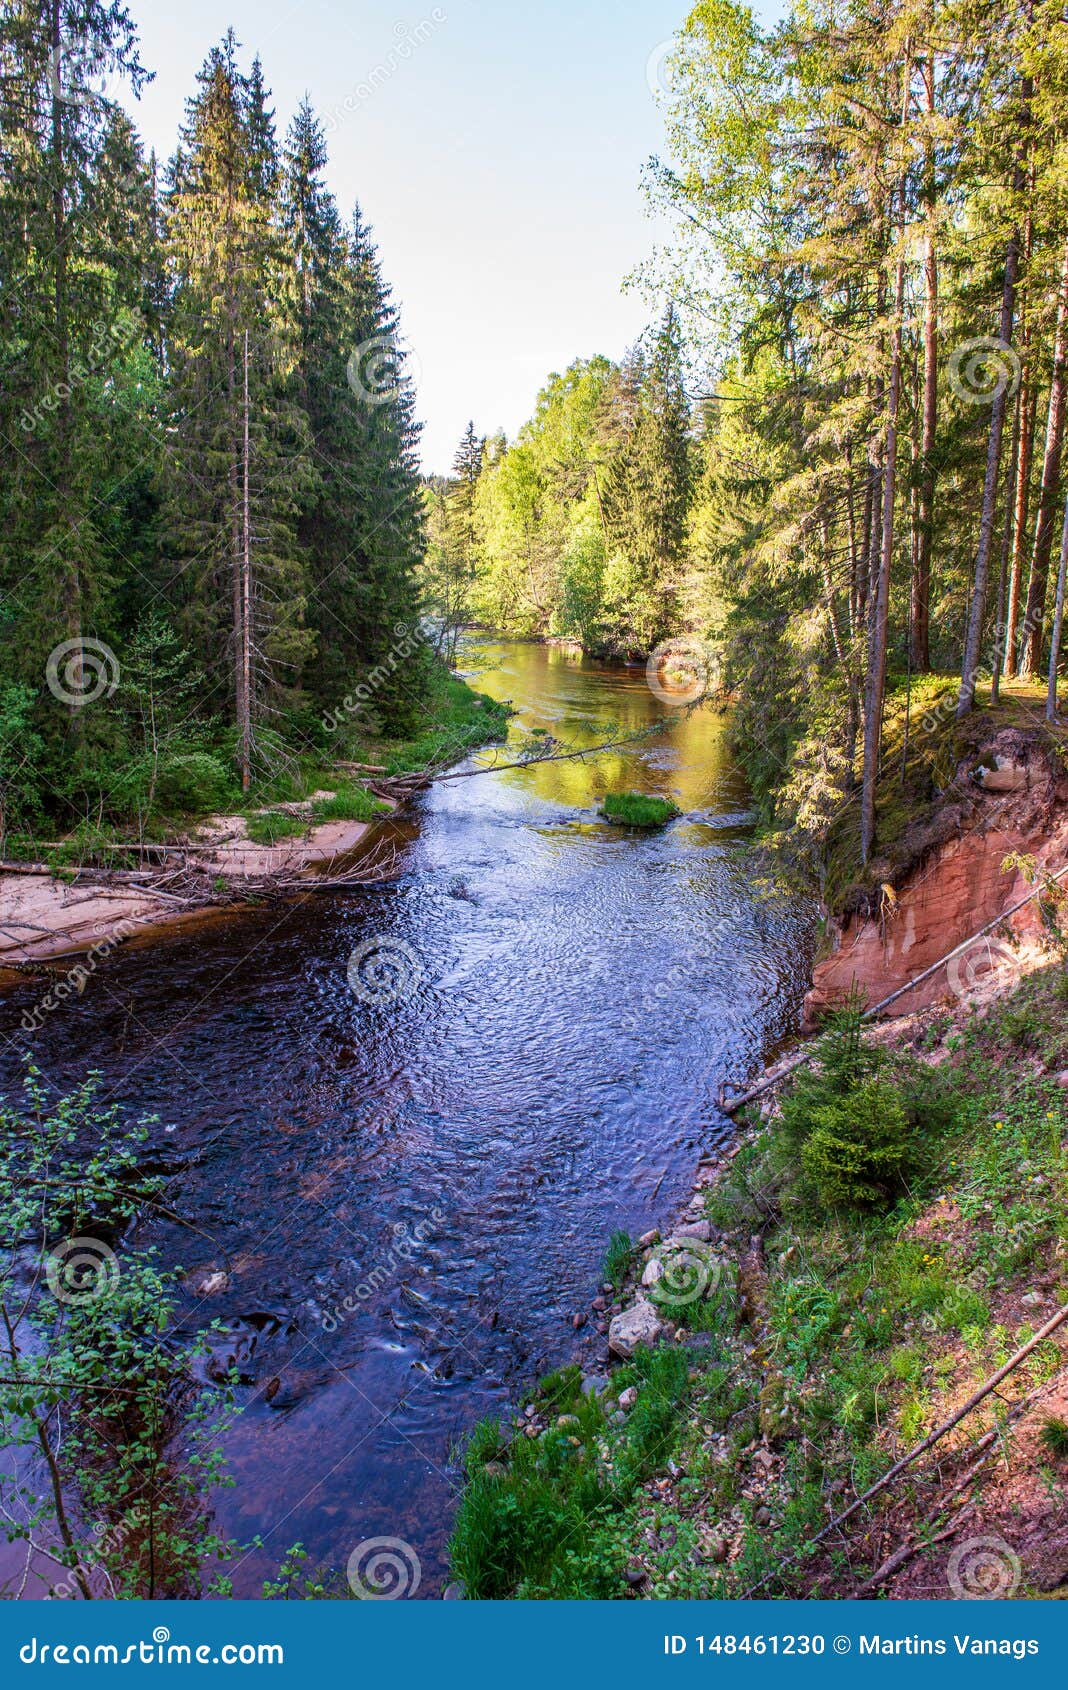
[153,751,234,815]
[799,1077,917,1208]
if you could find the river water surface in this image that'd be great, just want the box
[1,639,812,1597]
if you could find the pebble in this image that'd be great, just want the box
[639,1228,661,1248]
[618,1386,638,1411]
[572,1311,587,1330]
[755,1506,772,1528]
[443,1582,465,1600]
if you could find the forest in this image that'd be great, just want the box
[426,0,1068,872]
[0,8,429,853]
[3,0,1068,1621]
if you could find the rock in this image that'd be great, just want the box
[611,1409,626,1426]
[672,1220,711,1243]
[978,759,1029,792]
[618,1386,638,1411]
[709,1537,729,1564]
[641,1257,664,1289]
[1056,1071,1068,1089]
[625,1564,648,1588]
[556,1414,580,1429]
[592,1295,606,1311]
[639,1228,660,1248]
[581,1373,608,1397]
[483,1461,506,1478]
[572,1311,587,1330]
[1021,1290,1043,1307]
[608,1298,664,1359]
[754,1505,772,1528]
[595,1320,608,1335]
[443,1582,466,1600]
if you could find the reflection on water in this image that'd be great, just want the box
[0,638,813,1598]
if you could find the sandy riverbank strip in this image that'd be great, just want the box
[0,811,385,972]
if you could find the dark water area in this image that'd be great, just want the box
[0,639,814,1598]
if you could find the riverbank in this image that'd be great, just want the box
[446,692,1068,1601]
[448,953,1068,1600]
[0,673,511,975]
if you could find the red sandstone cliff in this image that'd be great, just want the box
[803,727,1068,1028]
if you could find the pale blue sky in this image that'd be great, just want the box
[121,1,773,472]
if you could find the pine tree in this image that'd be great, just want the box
[163,37,314,788]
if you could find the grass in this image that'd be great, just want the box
[602,1230,633,1291]
[2,666,509,876]
[601,791,680,828]
[244,811,309,846]
[448,963,1068,1600]
[447,1347,695,1599]
[309,783,388,824]
[1040,1416,1068,1459]
[355,671,511,777]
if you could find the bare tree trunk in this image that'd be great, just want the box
[957,231,1020,715]
[1045,491,1068,720]
[991,386,1022,705]
[1004,362,1037,675]
[240,330,253,792]
[861,81,909,865]
[1022,234,1068,675]
[911,50,937,671]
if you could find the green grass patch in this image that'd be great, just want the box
[244,811,308,846]
[309,783,387,823]
[601,1229,633,1291]
[448,1345,694,1599]
[601,791,680,828]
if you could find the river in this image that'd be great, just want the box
[0,638,813,1598]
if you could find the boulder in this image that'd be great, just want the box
[608,1298,664,1359]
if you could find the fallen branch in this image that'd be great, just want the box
[741,1300,1068,1598]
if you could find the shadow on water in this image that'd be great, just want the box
[0,638,814,1597]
